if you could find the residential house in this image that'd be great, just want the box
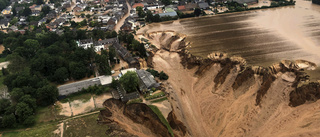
[185,3,198,10]
[38,18,47,26]
[30,21,38,26]
[198,2,209,9]
[136,69,159,94]
[116,83,140,101]
[107,17,117,25]
[0,19,10,29]
[120,22,133,32]
[62,2,71,9]
[157,11,178,17]
[77,37,118,51]
[31,10,41,16]
[77,38,94,49]
[177,5,186,11]
[34,5,42,11]
[15,7,25,13]
[46,11,57,19]
[132,3,144,9]
[1,7,12,15]
[73,6,82,12]
[113,42,139,66]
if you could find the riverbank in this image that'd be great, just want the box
[138,30,320,136]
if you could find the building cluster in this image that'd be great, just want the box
[0,0,130,33]
[77,37,118,51]
[116,68,160,101]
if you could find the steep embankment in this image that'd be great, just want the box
[98,99,172,137]
[139,31,320,137]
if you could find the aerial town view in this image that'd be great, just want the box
[0,0,319,136]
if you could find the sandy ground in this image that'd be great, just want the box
[94,93,113,108]
[0,45,4,54]
[58,102,72,117]
[152,100,172,118]
[53,123,64,137]
[58,93,112,117]
[70,97,95,116]
[145,31,320,137]
[114,1,131,32]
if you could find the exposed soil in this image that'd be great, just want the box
[98,99,174,137]
[143,31,320,137]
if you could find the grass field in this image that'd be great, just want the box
[0,57,6,63]
[63,113,109,137]
[148,105,174,137]
[145,92,166,100]
[150,97,168,103]
[2,123,60,137]
[126,98,143,105]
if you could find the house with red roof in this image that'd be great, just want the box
[132,3,144,9]
[177,5,186,11]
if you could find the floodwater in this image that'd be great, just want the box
[139,0,320,67]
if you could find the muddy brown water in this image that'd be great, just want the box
[139,0,320,80]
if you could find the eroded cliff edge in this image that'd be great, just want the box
[139,31,320,137]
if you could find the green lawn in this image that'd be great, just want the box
[145,92,166,100]
[63,113,109,137]
[148,105,174,137]
[2,123,60,137]
[0,57,6,63]
[127,98,143,105]
[150,97,168,103]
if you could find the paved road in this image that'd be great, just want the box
[114,0,131,32]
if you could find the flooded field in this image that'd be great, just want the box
[139,0,320,67]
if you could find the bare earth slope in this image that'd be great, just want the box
[142,31,320,137]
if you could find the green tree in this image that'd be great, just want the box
[21,8,31,16]
[161,0,172,5]
[10,17,18,25]
[41,5,51,15]
[2,114,16,128]
[36,85,58,106]
[119,71,139,93]
[53,67,69,83]
[15,102,33,123]
[86,14,91,18]
[23,115,35,126]
[0,98,10,115]
[136,7,146,18]
[19,95,37,110]
[146,10,154,22]
[69,62,87,80]
[159,71,169,80]
[194,8,201,16]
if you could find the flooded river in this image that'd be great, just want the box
[139,0,320,67]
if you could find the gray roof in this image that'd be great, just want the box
[157,11,177,17]
[198,2,209,9]
[136,69,157,89]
